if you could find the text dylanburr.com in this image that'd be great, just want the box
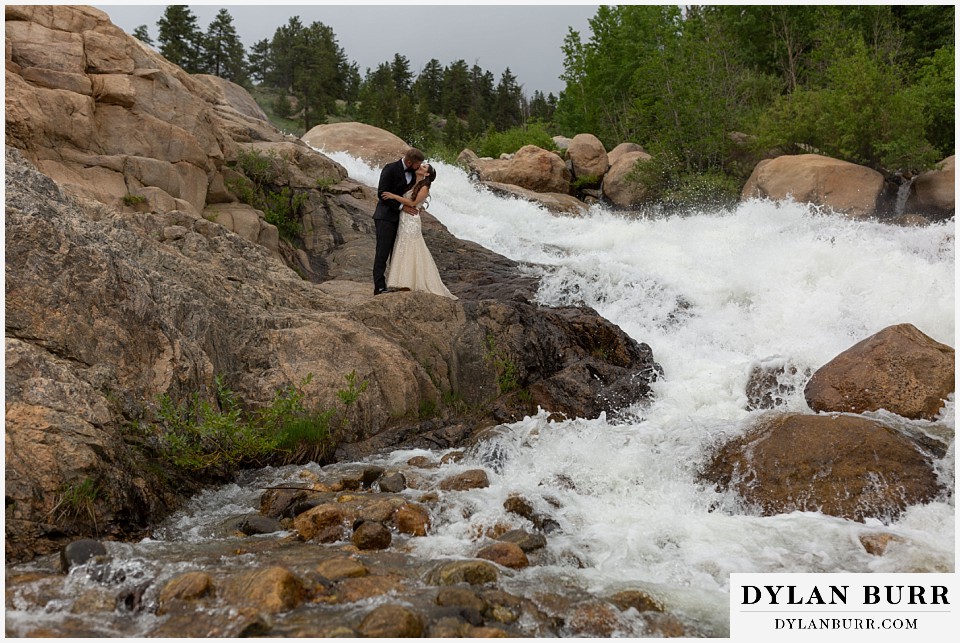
[730,573,956,640]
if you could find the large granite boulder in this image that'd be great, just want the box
[472,145,572,195]
[302,122,409,169]
[702,413,945,522]
[905,155,955,220]
[567,133,609,183]
[804,323,954,420]
[602,151,652,208]
[741,154,885,218]
[606,142,646,168]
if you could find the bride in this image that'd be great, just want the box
[381,163,457,300]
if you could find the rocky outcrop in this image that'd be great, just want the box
[602,150,652,208]
[5,5,661,562]
[701,413,944,522]
[804,323,954,420]
[4,4,291,218]
[905,155,955,220]
[741,154,885,218]
[302,121,409,168]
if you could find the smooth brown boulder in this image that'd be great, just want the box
[567,133,609,182]
[606,142,646,168]
[804,323,954,420]
[741,154,884,218]
[302,122,408,168]
[905,155,955,219]
[474,145,572,194]
[702,413,943,522]
[602,150,652,208]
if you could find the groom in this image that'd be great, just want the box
[372,147,424,295]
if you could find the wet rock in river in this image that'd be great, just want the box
[336,574,406,603]
[358,497,403,523]
[229,514,283,535]
[157,571,213,615]
[351,520,392,550]
[439,468,490,490]
[221,566,303,614]
[293,503,352,542]
[609,588,665,613]
[394,501,431,536]
[496,528,547,552]
[360,466,385,488]
[566,600,623,637]
[315,556,368,580]
[59,538,107,573]
[427,560,500,586]
[437,586,487,612]
[477,542,529,569]
[503,493,535,519]
[357,603,425,637]
[378,471,407,492]
[859,532,906,556]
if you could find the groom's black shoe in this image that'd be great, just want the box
[375,287,400,295]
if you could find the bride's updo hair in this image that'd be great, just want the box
[412,163,437,201]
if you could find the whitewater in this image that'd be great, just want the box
[322,152,955,633]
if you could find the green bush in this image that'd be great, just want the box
[472,121,558,159]
[627,151,741,213]
[143,372,370,475]
[755,36,940,171]
[227,148,306,241]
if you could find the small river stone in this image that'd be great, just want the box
[378,472,406,493]
[59,539,108,573]
[351,521,392,550]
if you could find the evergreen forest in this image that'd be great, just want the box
[138,5,954,205]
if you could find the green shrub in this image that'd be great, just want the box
[50,478,101,530]
[122,194,147,206]
[627,151,741,213]
[484,333,521,394]
[227,149,306,241]
[472,121,558,159]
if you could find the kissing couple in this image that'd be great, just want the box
[371,148,457,300]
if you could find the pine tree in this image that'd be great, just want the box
[156,5,204,73]
[494,67,523,130]
[391,53,413,95]
[132,25,153,47]
[247,39,271,84]
[413,58,444,114]
[204,8,248,84]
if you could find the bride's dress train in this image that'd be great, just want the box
[386,200,457,300]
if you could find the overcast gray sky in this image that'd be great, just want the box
[94,3,599,96]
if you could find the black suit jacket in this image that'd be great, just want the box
[373,158,413,223]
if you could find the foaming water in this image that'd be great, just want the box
[323,150,955,629]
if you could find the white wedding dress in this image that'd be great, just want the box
[386,191,457,299]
